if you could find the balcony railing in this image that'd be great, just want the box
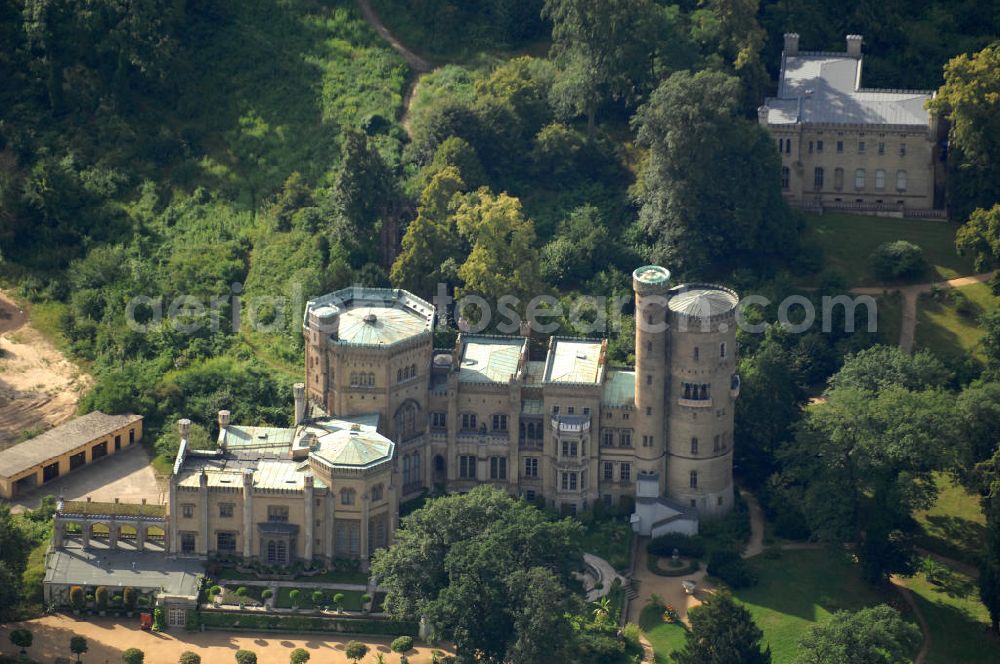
[677,397,713,408]
[551,415,591,434]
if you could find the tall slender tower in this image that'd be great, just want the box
[632,266,672,491]
[665,284,739,517]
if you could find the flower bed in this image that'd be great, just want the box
[646,554,698,577]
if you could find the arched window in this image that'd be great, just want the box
[875,169,886,191]
[412,451,420,482]
[813,167,824,189]
[395,400,420,440]
[690,437,698,455]
[781,166,790,190]
[896,170,907,192]
[689,471,698,489]
[371,484,383,502]
[720,342,727,358]
[699,384,709,400]
[368,373,375,386]
[683,384,692,400]
[854,169,865,190]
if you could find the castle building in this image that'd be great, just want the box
[166,266,740,565]
[760,33,942,216]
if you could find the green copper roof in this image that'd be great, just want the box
[337,306,430,345]
[458,336,526,383]
[603,370,636,406]
[633,265,671,284]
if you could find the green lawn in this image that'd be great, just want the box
[802,213,973,287]
[734,549,908,663]
[914,473,986,566]
[296,568,369,585]
[904,568,994,663]
[275,587,366,611]
[578,517,634,572]
[639,603,688,664]
[916,282,999,363]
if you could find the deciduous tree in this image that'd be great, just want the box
[796,604,920,663]
[674,591,771,664]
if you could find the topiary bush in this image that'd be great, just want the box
[95,586,109,610]
[869,240,927,281]
[311,590,324,607]
[121,647,144,664]
[123,587,137,612]
[344,641,368,662]
[234,650,257,664]
[69,585,85,610]
[647,533,706,558]
[390,636,413,653]
[179,651,201,664]
[289,647,310,664]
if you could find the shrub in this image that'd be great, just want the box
[69,636,88,658]
[391,636,414,653]
[311,590,324,606]
[179,652,201,664]
[621,623,642,652]
[361,593,371,605]
[261,589,273,600]
[122,648,144,664]
[869,240,927,281]
[112,594,123,605]
[9,628,32,653]
[234,650,257,664]
[707,549,758,589]
[152,607,165,631]
[236,587,249,597]
[123,587,137,611]
[207,585,222,599]
[345,641,368,662]
[289,648,310,664]
[647,533,706,558]
[69,586,85,609]
[289,589,301,607]
[333,592,345,610]
[95,586,109,609]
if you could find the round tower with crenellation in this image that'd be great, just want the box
[665,284,740,518]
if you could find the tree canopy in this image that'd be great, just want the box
[371,486,584,664]
[796,604,920,664]
[673,591,772,664]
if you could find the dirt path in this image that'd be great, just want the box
[892,577,931,664]
[741,488,766,558]
[356,0,431,72]
[0,293,92,450]
[0,615,448,663]
[850,271,996,352]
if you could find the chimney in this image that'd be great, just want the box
[846,34,863,58]
[293,383,306,425]
[177,418,191,439]
[218,410,230,429]
[783,33,799,56]
[757,105,770,127]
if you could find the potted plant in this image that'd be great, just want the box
[311,590,324,611]
[69,586,85,615]
[95,586,109,616]
[332,592,345,613]
[124,587,137,617]
[236,586,249,609]
[8,628,32,656]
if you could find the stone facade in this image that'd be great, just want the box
[161,267,739,566]
[761,33,942,215]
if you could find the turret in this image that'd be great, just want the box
[632,265,672,490]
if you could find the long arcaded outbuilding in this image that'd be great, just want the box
[0,411,143,498]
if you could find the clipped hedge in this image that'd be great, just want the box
[199,610,418,637]
[647,533,706,559]
[646,554,699,577]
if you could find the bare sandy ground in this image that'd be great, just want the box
[0,291,92,451]
[0,614,449,663]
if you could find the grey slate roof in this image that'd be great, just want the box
[0,411,142,478]
[763,52,932,127]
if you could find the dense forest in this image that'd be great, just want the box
[1,0,1000,659]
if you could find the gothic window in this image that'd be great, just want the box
[720,342,727,358]
[371,484,384,502]
[394,400,420,440]
[814,167,824,189]
[781,167,790,190]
